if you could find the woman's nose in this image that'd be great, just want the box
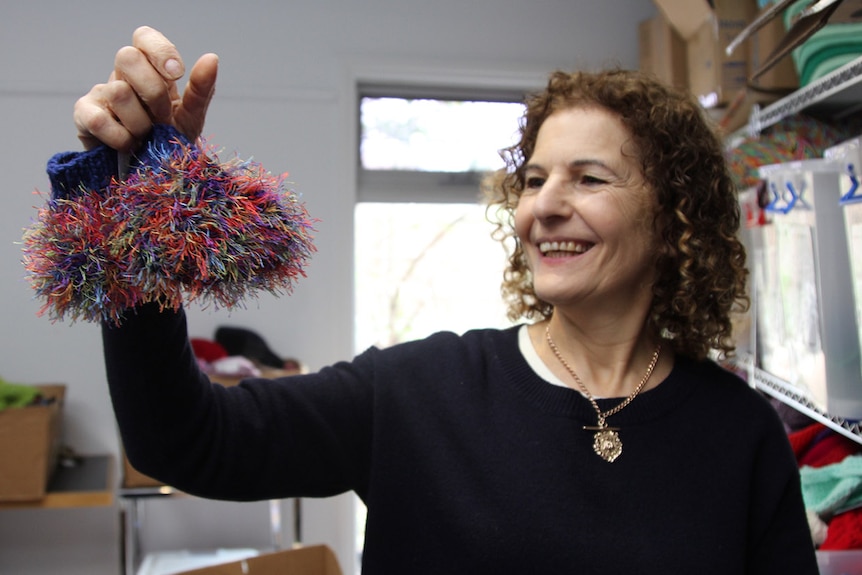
[531,176,573,220]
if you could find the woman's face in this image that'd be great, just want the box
[513,106,658,315]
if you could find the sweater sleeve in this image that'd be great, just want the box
[746,405,820,574]
[42,129,365,501]
[102,304,374,501]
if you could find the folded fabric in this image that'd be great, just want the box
[820,508,862,550]
[798,45,862,86]
[726,113,858,190]
[783,2,862,86]
[808,509,829,546]
[801,455,862,518]
[191,338,229,363]
[0,380,41,410]
[801,432,862,469]
[215,325,286,369]
[789,422,828,460]
[210,356,261,378]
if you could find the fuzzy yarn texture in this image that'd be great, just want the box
[726,113,862,190]
[22,134,316,325]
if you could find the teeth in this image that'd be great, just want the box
[539,241,591,255]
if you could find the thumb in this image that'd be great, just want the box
[175,53,219,141]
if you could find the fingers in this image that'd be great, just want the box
[113,45,174,124]
[73,27,218,150]
[132,26,184,81]
[111,26,185,125]
[174,53,219,141]
[74,81,153,152]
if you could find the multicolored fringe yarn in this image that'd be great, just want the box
[22,139,316,325]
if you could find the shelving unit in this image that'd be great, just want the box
[0,455,113,510]
[732,54,862,446]
[743,53,862,137]
[118,481,300,575]
[730,355,862,444]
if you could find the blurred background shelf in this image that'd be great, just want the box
[0,455,113,510]
[742,53,862,137]
[730,355,862,445]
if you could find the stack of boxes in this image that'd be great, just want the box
[639,0,799,131]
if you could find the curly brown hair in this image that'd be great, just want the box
[486,68,749,360]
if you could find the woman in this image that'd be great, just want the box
[53,27,817,574]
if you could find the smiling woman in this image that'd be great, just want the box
[514,106,659,332]
[490,69,749,362]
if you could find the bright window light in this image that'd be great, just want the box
[354,202,514,352]
[360,97,524,172]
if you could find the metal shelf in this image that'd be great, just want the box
[728,53,862,445]
[0,455,114,510]
[746,54,862,136]
[117,486,296,575]
[730,355,862,445]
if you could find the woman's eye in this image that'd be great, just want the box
[581,175,607,185]
[525,176,545,189]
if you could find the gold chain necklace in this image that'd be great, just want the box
[545,325,661,463]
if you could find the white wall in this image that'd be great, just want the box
[0,1,656,573]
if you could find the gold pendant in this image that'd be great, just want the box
[593,429,623,462]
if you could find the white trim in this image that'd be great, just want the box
[357,170,487,204]
[348,59,549,94]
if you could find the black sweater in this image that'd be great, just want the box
[103,304,818,574]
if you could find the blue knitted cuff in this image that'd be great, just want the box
[46,124,190,200]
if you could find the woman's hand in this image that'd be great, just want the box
[73,26,218,151]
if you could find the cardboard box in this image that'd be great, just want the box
[639,14,688,90]
[652,0,712,40]
[748,5,799,92]
[0,384,65,501]
[175,545,343,575]
[653,0,756,107]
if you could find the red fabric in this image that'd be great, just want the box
[799,433,861,469]
[789,423,827,461]
[190,338,228,362]
[789,423,862,549]
[821,509,862,550]
[788,422,861,468]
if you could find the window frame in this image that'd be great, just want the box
[356,83,528,204]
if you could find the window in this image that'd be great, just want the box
[355,86,525,350]
[357,84,527,205]
[354,201,514,350]
[360,95,523,172]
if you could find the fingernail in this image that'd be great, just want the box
[164,58,183,78]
